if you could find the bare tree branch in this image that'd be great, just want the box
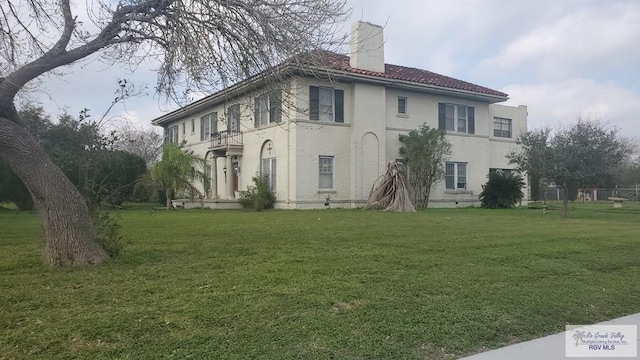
[0,0,348,266]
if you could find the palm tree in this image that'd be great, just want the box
[148,143,209,209]
[479,171,525,209]
[572,330,586,346]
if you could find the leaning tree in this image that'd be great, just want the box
[0,0,348,266]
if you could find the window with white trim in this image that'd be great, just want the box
[191,119,195,133]
[254,92,282,127]
[493,117,512,138]
[227,104,240,132]
[200,112,217,141]
[182,122,186,136]
[318,156,335,190]
[309,86,344,122]
[205,164,212,189]
[398,97,407,114]
[261,158,277,191]
[489,168,513,176]
[446,162,467,190]
[439,103,475,134]
[166,125,179,144]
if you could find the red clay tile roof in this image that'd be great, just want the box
[302,51,508,99]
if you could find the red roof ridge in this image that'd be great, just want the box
[303,51,507,99]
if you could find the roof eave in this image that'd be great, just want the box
[152,63,508,126]
[301,66,508,103]
[151,67,296,126]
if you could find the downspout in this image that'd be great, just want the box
[286,106,291,205]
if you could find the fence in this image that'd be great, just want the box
[539,186,640,202]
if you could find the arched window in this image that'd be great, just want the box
[260,141,276,191]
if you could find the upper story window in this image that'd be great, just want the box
[182,122,186,136]
[227,104,241,132]
[200,112,217,141]
[309,86,344,123]
[493,117,512,138]
[191,119,195,133]
[398,97,407,115]
[166,125,179,144]
[254,91,282,127]
[439,103,475,134]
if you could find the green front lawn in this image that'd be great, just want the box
[1,202,639,359]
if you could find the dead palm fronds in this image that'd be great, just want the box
[365,161,416,212]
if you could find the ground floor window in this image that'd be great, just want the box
[446,162,467,190]
[261,158,276,191]
[489,168,513,176]
[319,156,335,190]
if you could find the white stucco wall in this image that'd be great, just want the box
[288,78,354,208]
[158,76,528,209]
[382,91,529,206]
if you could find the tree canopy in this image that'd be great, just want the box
[148,143,209,210]
[0,0,348,266]
[508,120,630,216]
[0,105,148,209]
[399,124,452,208]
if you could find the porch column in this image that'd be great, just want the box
[211,156,218,199]
[226,155,234,198]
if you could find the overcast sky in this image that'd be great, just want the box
[30,0,640,137]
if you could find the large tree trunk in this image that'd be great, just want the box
[561,185,569,218]
[424,185,431,208]
[0,117,109,266]
[166,190,172,210]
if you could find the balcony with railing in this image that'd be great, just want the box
[209,130,243,155]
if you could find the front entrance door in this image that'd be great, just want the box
[233,161,239,192]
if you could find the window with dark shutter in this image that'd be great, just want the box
[334,89,344,123]
[310,86,343,123]
[440,103,475,134]
[438,103,446,130]
[228,104,240,132]
[210,112,217,135]
[270,91,282,123]
[309,86,320,120]
[254,98,260,128]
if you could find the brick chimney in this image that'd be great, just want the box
[349,21,385,73]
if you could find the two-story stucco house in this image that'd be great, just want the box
[151,21,527,209]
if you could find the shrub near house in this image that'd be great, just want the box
[480,171,525,209]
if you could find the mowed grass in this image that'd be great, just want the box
[1,202,640,359]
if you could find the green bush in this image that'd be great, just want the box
[479,171,525,209]
[91,207,125,257]
[239,175,276,211]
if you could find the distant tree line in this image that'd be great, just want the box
[508,119,633,216]
[0,104,160,210]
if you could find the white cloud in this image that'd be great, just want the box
[17,0,640,139]
[503,79,640,136]
[479,3,640,79]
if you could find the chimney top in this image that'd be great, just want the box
[349,21,385,73]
